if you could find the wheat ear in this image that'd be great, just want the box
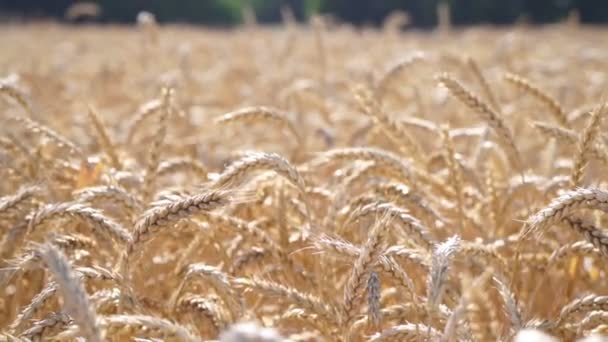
[521,188,608,238]
[38,243,101,342]
[571,104,606,186]
[342,214,391,330]
[504,72,569,127]
[438,73,521,170]
[87,105,121,169]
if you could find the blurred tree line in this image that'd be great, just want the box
[1,0,607,27]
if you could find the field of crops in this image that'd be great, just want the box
[1,17,608,341]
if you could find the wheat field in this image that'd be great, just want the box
[1,15,608,342]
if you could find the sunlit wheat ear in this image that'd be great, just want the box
[231,277,338,326]
[128,190,237,256]
[214,106,301,143]
[1,233,96,286]
[533,121,608,166]
[310,147,416,188]
[273,308,333,339]
[53,232,97,250]
[0,79,34,117]
[87,104,121,169]
[458,242,507,273]
[427,235,460,310]
[90,288,125,313]
[315,234,417,299]
[20,311,72,341]
[369,323,443,341]
[353,84,423,165]
[399,116,439,135]
[177,294,228,333]
[11,114,83,157]
[211,151,305,192]
[0,184,38,214]
[202,213,283,257]
[125,98,162,144]
[577,311,608,335]
[547,241,598,268]
[9,281,58,333]
[171,263,242,321]
[466,57,499,111]
[494,275,524,332]
[385,245,431,269]
[38,243,102,342]
[325,162,378,229]
[348,202,435,250]
[561,216,608,256]
[375,52,425,101]
[74,184,143,213]
[342,214,391,331]
[27,202,132,246]
[520,188,608,238]
[437,73,521,170]
[533,120,577,141]
[504,72,569,128]
[230,247,271,275]
[352,302,450,335]
[558,295,608,325]
[441,299,466,342]
[571,104,606,187]
[373,182,445,225]
[95,315,199,341]
[376,256,417,302]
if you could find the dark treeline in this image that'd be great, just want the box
[0,0,607,27]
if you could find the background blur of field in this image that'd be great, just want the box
[2,2,608,342]
[1,19,606,172]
